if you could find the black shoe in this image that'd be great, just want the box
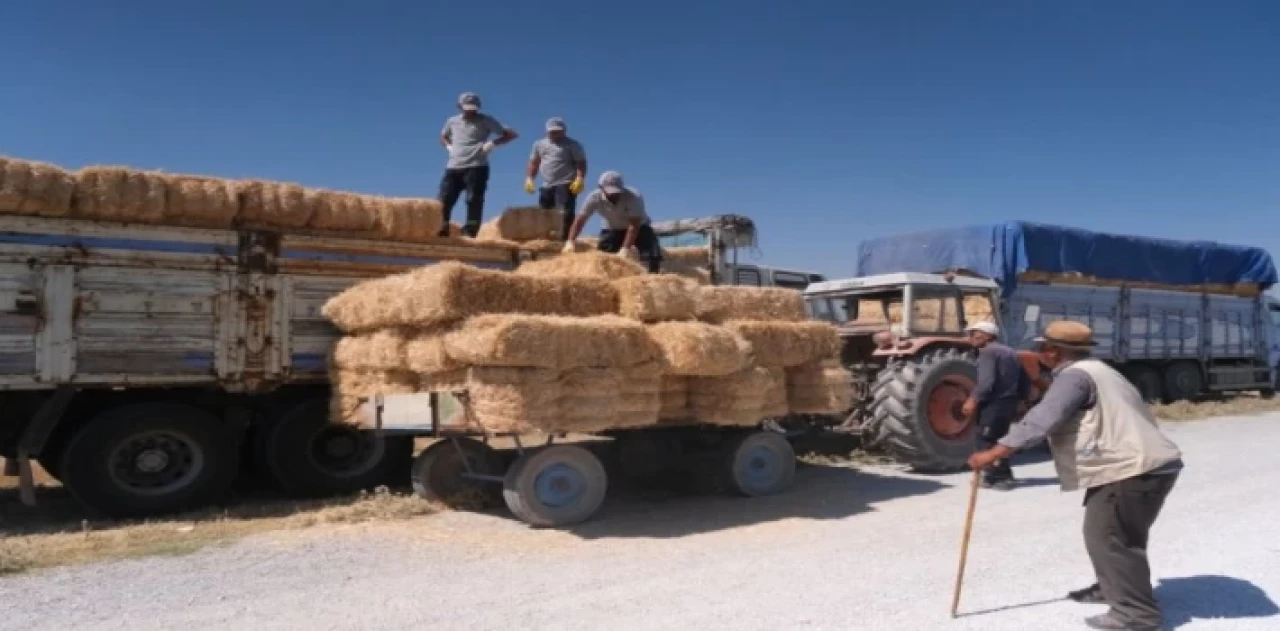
[1084,613,1158,631]
[982,478,1017,491]
[1067,583,1105,604]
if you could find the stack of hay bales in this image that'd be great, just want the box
[323,254,854,434]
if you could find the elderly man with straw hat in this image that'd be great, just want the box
[524,117,588,240]
[960,320,1027,490]
[969,320,1184,631]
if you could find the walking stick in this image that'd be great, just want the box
[951,469,981,618]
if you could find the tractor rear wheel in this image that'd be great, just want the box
[868,347,978,472]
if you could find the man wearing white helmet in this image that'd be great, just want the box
[961,320,1028,489]
[438,92,518,237]
[562,171,662,273]
[524,117,587,239]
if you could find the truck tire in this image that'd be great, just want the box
[263,399,413,498]
[1122,364,1164,403]
[868,347,977,472]
[59,403,239,519]
[1162,361,1204,401]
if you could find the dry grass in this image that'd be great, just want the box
[722,320,841,367]
[613,275,697,322]
[165,175,239,227]
[476,206,563,242]
[662,262,712,286]
[1152,393,1280,421]
[688,367,774,426]
[237,180,316,229]
[466,366,563,433]
[514,251,646,280]
[309,190,378,232]
[659,376,690,421]
[72,166,168,223]
[786,361,855,414]
[0,156,75,217]
[694,286,807,324]
[646,321,750,377]
[445,314,655,369]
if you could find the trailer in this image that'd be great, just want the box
[0,211,809,518]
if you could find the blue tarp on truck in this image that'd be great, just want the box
[856,221,1278,293]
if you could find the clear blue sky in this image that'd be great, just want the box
[2,1,1277,279]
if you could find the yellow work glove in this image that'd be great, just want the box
[569,176,584,195]
[523,178,536,194]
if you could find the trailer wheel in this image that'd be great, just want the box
[264,399,413,498]
[722,431,796,497]
[1123,364,1164,403]
[867,347,978,472]
[1162,361,1204,401]
[503,445,607,528]
[59,403,238,518]
[412,438,502,507]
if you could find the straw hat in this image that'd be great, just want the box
[1034,320,1096,349]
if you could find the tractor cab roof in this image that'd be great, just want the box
[804,272,999,298]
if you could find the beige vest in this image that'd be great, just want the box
[1048,359,1182,491]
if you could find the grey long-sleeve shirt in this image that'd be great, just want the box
[973,342,1026,404]
[998,360,1096,450]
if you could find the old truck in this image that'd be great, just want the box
[0,210,810,518]
[801,222,1280,471]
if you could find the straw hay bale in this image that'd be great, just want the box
[662,246,710,268]
[556,363,662,432]
[445,314,653,369]
[237,180,316,229]
[612,275,696,322]
[332,330,406,371]
[332,368,421,398]
[476,206,563,242]
[466,366,562,433]
[659,376,690,421]
[518,239,567,254]
[420,368,469,391]
[164,175,239,227]
[373,197,444,242]
[0,157,74,217]
[645,321,750,376]
[309,190,379,232]
[73,166,168,223]
[694,286,806,324]
[321,262,619,332]
[688,366,773,426]
[722,320,840,367]
[761,367,789,417]
[662,262,712,286]
[514,251,646,280]
[786,361,854,414]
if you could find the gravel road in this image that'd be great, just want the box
[4,413,1279,630]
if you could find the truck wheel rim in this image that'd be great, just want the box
[109,431,204,496]
[927,376,975,440]
[533,463,586,508]
[309,425,382,478]
[738,443,783,492]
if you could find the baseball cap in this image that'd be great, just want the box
[545,117,566,131]
[598,171,624,194]
[965,321,1000,337]
[457,92,481,111]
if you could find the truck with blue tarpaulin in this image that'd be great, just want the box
[800,221,1279,472]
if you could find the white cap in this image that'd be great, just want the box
[965,321,1000,337]
[545,117,566,131]
[598,170,625,194]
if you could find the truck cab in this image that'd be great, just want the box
[652,215,825,288]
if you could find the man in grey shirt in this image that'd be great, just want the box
[563,171,662,273]
[960,321,1028,490]
[524,117,587,239]
[438,92,518,237]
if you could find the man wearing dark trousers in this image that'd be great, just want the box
[524,117,587,239]
[969,320,1183,631]
[438,92,517,237]
[562,171,662,273]
[960,320,1026,490]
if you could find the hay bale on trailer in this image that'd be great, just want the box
[476,206,563,242]
[694,286,806,324]
[612,274,697,322]
[466,366,563,433]
[514,250,646,280]
[786,361,854,414]
[0,156,75,217]
[237,180,317,229]
[721,320,841,368]
[444,314,655,369]
[688,366,775,426]
[73,166,169,223]
[164,175,239,227]
[371,197,444,242]
[645,321,750,376]
[309,190,379,233]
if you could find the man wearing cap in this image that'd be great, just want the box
[562,171,662,273]
[960,320,1027,490]
[524,117,587,239]
[969,320,1183,631]
[438,92,518,237]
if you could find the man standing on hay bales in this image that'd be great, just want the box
[969,321,1183,631]
[960,320,1026,490]
[563,171,663,273]
[525,117,587,239]
[438,92,518,237]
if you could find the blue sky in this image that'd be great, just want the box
[2,1,1277,279]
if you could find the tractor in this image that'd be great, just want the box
[802,272,1045,471]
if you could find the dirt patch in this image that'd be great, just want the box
[1152,393,1280,421]
[0,484,437,576]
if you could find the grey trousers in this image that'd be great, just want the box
[1083,471,1179,629]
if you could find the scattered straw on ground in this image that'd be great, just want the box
[1152,394,1280,421]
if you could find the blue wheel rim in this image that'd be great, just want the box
[737,443,783,493]
[533,462,587,508]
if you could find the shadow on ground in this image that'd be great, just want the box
[568,461,947,540]
[1157,575,1278,629]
